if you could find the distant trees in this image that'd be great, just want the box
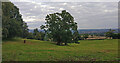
[117,33,120,39]
[112,33,120,39]
[78,34,89,40]
[2,2,29,39]
[27,28,45,40]
[40,10,79,45]
[105,29,120,39]
[82,34,89,39]
[33,28,45,40]
[105,29,115,39]
[78,35,84,40]
[27,32,34,39]
[33,28,40,40]
[33,28,39,36]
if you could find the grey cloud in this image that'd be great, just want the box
[12,2,118,29]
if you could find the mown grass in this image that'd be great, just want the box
[2,39,119,61]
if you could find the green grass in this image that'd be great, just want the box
[2,39,118,61]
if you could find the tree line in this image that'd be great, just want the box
[27,28,45,40]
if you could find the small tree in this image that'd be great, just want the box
[40,10,79,45]
[105,29,115,39]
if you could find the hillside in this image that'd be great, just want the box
[2,39,118,61]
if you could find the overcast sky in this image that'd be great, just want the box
[10,0,118,29]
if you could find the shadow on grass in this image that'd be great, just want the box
[2,37,22,42]
[49,42,77,46]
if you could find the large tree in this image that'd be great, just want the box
[40,10,79,45]
[2,2,29,39]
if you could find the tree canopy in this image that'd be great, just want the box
[40,10,79,45]
[105,29,120,39]
[105,29,115,39]
[2,2,29,39]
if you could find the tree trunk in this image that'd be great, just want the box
[57,37,61,45]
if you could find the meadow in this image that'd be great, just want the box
[2,38,118,61]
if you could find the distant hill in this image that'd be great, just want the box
[78,29,118,34]
[29,29,118,34]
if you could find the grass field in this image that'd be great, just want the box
[2,38,119,61]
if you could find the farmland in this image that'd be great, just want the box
[2,38,118,61]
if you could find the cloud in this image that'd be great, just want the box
[49,7,55,9]
[12,2,118,29]
[59,8,64,11]
[63,3,67,5]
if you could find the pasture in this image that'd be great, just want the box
[2,38,118,61]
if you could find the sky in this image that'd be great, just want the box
[9,0,118,29]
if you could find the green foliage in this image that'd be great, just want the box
[34,32,41,40]
[27,32,34,39]
[39,31,45,40]
[27,28,45,40]
[23,22,29,38]
[40,10,79,45]
[78,34,89,40]
[105,29,120,39]
[33,28,39,36]
[78,34,84,40]
[83,34,89,39]
[2,2,29,39]
[112,33,120,39]
[33,28,45,40]
[118,33,120,39]
[105,29,115,38]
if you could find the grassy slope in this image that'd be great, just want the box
[2,39,118,61]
